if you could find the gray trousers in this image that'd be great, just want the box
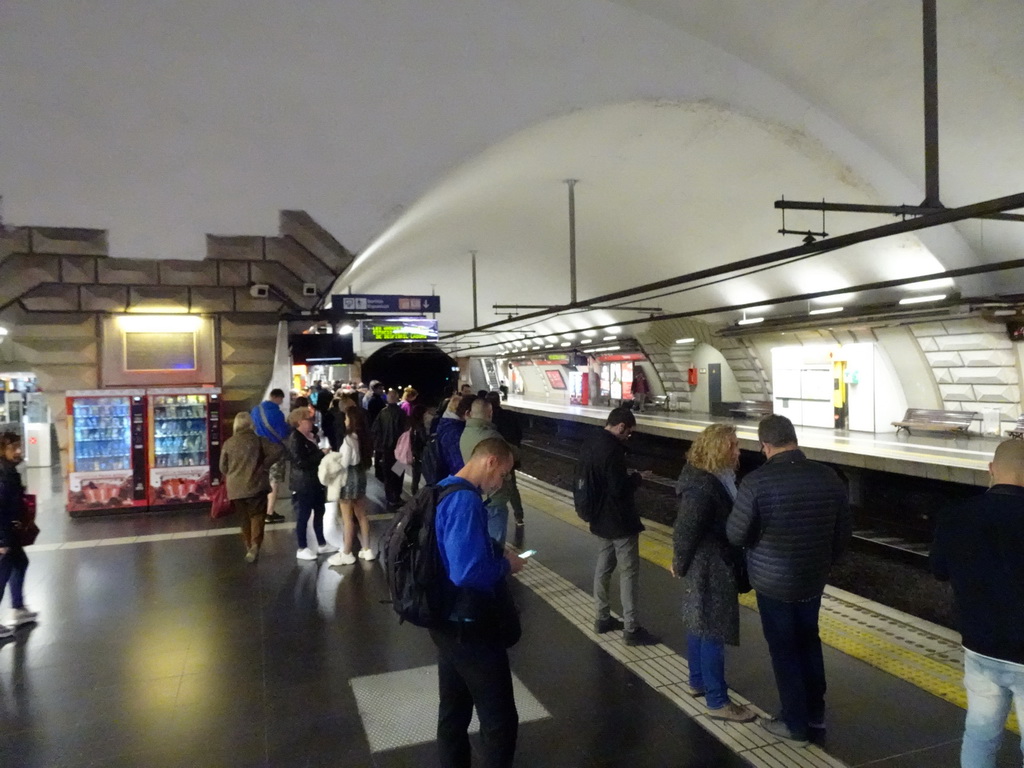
[593,534,640,632]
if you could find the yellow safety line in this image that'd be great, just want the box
[519,484,1019,734]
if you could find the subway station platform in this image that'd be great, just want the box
[1,467,1020,767]
[504,397,1004,487]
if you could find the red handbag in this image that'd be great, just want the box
[15,494,40,546]
[209,483,233,520]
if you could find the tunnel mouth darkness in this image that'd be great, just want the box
[361,342,457,405]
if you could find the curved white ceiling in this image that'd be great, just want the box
[0,0,1020,344]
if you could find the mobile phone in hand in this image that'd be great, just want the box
[519,549,537,559]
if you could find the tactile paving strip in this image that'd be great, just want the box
[516,474,1020,754]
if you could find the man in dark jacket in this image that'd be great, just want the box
[486,392,525,527]
[576,407,659,646]
[371,389,407,508]
[727,414,851,746]
[932,439,1024,767]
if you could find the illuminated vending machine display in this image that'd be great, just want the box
[66,389,148,516]
[146,387,223,507]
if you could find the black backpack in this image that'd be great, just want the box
[420,435,448,486]
[573,451,597,523]
[382,480,474,628]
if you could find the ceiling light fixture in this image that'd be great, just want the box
[899,294,947,305]
[737,317,764,326]
[675,337,695,344]
[602,335,617,341]
[808,307,844,315]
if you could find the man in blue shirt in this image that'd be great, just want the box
[250,388,290,523]
[431,437,526,768]
[932,439,1024,768]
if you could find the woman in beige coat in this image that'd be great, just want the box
[220,412,283,563]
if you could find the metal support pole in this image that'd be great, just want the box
[470,251,478,328]
[566,179,578,304]
[922,0,941,207]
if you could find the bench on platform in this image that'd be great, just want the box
[728,401,774,420]
[892,408,977,436]
[1006,415,1024,439]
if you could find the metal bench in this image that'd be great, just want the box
[1006,415,1024,439]
[892,408,977,436]
[728,401,774,420]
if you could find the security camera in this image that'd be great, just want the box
[250,284,270,299]
[302,283,317,297]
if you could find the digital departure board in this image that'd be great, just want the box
[361,320,439,342]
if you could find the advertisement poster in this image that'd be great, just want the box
[621,362,634,400]
[149,466,212,505]
[544,369,567,390]
[68,470,138,512]
[600,364,611,398]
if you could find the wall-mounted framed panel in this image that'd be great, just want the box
[101,315,217,387]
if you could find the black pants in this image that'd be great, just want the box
[381,450,403,505]
[429,626,518,768]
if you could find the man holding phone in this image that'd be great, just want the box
[430,437,529,768]
[575,407,660,646]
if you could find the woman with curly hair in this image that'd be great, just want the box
[672,423,754,722]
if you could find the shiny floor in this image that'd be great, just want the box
[2,468,1021,767]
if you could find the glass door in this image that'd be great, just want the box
[72,397,132,473]
[152,394,209,468]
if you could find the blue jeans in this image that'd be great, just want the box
[486,502,509,548]
[961,648,1024,768]
[687,634,728,709]
[292,489,326,550]
[0,546,28,610]
[756,593,826,739]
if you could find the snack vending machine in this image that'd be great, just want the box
[66,390,148,516]
[146,387,222,508]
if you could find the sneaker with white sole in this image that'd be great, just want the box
[244,546,258,564]
[328,551,356,566]
[10,608,37,627]
[296,548,317,561]
[758,717,809,746]
[357,548,376,561]
[707,702,756,723]
[0,623,13,639]
[317,543,339,555]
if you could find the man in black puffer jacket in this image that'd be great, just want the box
[727,414,851,746]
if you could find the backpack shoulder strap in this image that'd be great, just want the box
[436,478,478,503]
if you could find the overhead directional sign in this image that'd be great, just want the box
[361,319,439,342]
[334,294,440,313]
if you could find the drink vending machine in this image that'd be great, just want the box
[146,387,223,508]
[66,389,148,516]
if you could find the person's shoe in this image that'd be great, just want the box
[682,684,706,697]
[707,702,756,723]
[295,548,317,561]
[758,717,810,746]
[317,543,339,555]
[0,623,13,640]
[594,616,624,634]
[10,608,38,627]
[244,546,258,564]
[328,551,357,566]
[265,512,286,523]
[623,626,661,646]
[357,548,376,561]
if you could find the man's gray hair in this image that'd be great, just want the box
[469,397,492,420]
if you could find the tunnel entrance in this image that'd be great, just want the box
[361,342,457,405]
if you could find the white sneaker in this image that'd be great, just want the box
[11,608,38,626]
[327,551,356,566]
[358,548,376,561]
[0,623,13,639]
[317,543,339,555]
[296,548,317,561]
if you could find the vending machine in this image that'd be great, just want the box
[146,387,223,508]
[66,389,148,516]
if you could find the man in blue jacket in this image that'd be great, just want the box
[251,388,290,523]
[932,439,1024,768]
[431,438,526,768]
[727,414,850,746]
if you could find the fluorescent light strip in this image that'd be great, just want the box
[675,337,695,344]
[808,307,844,316]
[899,294,947,305]
[737,317,764,326]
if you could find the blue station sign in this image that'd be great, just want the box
[334,294,441,313]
